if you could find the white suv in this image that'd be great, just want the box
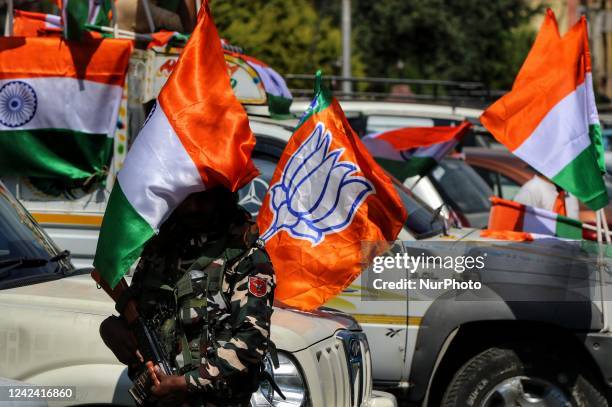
[0,182,395,407]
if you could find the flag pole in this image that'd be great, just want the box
[141,0,156,33]
[600,208,611,244]
[583,222,612,241]
[597,209,604,244]
[85,24,152,41]
[4,0,13,37]
[595,208,610,329]
[110,0,119,38]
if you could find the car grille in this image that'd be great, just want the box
[314,330,371,407]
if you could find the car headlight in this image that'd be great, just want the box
[251,352,307,406]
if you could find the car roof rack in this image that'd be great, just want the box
[285,74,506,109]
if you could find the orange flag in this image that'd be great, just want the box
[373,122,470,151]
[14,10,62,37]
[257,73,407,310]
[94,1,258,288]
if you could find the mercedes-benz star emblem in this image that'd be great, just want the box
[238,177,269,216]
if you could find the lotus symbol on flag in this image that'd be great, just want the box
[260,122,374,245]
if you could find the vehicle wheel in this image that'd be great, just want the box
[441,344,607,407]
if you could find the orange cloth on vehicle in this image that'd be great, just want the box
[553,190,567,216]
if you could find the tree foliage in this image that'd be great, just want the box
[352,0,543,89]
[211,0,543,90]
[210,0,345,77]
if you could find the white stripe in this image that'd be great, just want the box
[586,73,600,126]
[513,82,590,178]
[413,140,458,161]
[118,102,204,231]
[362,133,403,161]
[0,77,122,136]
[522,206,557,236]
[44,14,62,27]
[364,133,457,163]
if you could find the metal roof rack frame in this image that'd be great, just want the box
[286,74,506,109]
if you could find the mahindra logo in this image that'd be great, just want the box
[349,340,361,359]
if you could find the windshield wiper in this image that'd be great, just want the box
[0,250,71,277]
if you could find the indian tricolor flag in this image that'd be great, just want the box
[481,10,608,210]
[0,37,131,182]
[362,121,472,180]
[257,72,407,310]
[94,1,258,288]
[147,31,188,49]
[14,10,62,37]
[486,196,583,239]
[63,0,113,40]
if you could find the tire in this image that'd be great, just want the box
[441,344,608,407]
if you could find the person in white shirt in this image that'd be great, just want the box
[514,174,580,219]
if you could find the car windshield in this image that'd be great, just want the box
[0,184,67,285]
[429,158,492,214]
[239,156,444,239]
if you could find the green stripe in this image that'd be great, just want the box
[92,2,112,26]
[65,0,112,41]
[375,156,437,181]
[296,70,332,127]
[0,129,112,182]
[589,123,606,174]
[552,146,609,210]
[64,0,89,40]
[94,182,155,288]
[555,214,583,239]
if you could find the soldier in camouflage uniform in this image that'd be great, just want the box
[99,187,276,406]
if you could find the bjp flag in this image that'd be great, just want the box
[257,72,407,310]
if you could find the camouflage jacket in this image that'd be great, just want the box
[130,215,275,399]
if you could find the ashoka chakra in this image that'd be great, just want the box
[0,81,37,128]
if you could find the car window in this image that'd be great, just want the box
[430,159,492,214]
[240,156,443,239]
[473,167,521,200]
[498,174,521,200]
[473,167,500,195]
[0,184,65,284]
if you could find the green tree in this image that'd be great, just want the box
[351,0,543,89]
[211,0,345,77]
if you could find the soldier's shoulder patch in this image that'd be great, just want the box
[248,276,268,297]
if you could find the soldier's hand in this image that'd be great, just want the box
[123,300,140,324]
[150,365,187,396]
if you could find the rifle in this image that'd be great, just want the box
[91,270,175,406]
